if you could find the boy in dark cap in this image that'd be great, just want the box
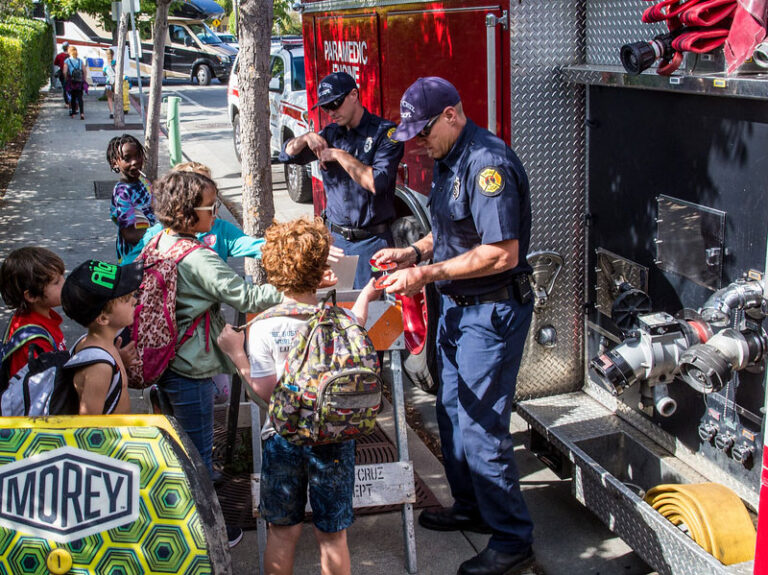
[278,71,404,288]
[61,260,143,415]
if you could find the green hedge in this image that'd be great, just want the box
[0,17,52,148]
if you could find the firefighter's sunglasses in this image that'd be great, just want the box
[417,113,442,138]
[321,92,350,112]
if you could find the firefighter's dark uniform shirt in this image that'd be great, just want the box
[279,109,404,228]
[430,119,532,296]
[431,117,535,555]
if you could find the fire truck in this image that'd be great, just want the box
[296,1,768,573]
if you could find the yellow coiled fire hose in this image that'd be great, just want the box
[644,483,756,565]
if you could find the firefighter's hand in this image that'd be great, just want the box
[217,324,245,358]
[372,247,417,271]
[304,132,329,165]
[116,339,139,370]
[381,266,428,297]
[317,147,339,170]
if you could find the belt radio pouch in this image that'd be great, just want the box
[513,274,533,305]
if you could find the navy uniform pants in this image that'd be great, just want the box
[330,228,393,289]
[436,292,534,554]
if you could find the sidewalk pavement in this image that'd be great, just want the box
[0,87,653,575]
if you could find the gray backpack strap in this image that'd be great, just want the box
[65,346,117,372]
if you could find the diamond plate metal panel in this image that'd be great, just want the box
[583,378,761,509]
[520,393,755,575]
[586,0,667,66]
[509,1,586,398]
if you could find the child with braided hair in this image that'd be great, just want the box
[106,134,155,264]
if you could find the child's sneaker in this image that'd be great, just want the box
[226,526,243,548]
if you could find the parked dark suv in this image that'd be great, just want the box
[163,18,236,85]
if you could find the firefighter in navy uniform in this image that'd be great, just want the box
[279,71,404,288]
[373,77,535,575]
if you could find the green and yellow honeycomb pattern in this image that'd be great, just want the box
[0,416,215,575]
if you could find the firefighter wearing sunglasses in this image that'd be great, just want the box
[279,72,404,288]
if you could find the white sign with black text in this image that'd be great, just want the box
[0,446,140,542]
[252,461,416,511]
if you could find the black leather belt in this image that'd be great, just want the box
[446,274,531,307]
[329,221,389,241]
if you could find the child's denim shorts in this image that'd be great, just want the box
[259,434,355,533]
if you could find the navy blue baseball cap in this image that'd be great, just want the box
[313,72,358,109]
[392,77,461,141]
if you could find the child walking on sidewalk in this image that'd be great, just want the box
[64,45,88,120]
[103,49,116,119]
[107,134,156,264]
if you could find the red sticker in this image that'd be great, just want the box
[369,258,396,272]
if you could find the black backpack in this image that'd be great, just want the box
[0,323,78,416]
[69,59,84,84]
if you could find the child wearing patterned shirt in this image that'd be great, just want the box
[106,134,156,263]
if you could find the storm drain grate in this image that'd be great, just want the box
[93,181,117,199]
[85,123,144,131]
[213,419,441,530]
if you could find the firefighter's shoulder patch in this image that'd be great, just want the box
[477,166,505,196]
[387,127,399,143]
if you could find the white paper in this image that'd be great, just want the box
[329,255,359,291]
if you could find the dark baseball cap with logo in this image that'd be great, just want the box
[313,72,358,109]
[62,260,143,327]
[392,77,461,142]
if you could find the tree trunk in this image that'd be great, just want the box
[113,12,129,129]
[238,0,275,281]
[144,0,172,180]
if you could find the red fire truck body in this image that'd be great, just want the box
[302,1,509,209]
[298,2,768,574]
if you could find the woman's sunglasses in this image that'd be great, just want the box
[321,92,350,112]
[194,198,221,216]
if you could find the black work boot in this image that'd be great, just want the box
[457,547,535,575]
[418,506,492,534]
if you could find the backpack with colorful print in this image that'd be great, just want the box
[0,323,78,416]
[127,234,209,389]
[260,290,382,445]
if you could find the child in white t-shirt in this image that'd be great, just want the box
[218,217,380,575]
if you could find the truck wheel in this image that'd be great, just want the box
[284,163,313,203]
[195,64,212,86]
[392,215,439,394]
[233,112,242,163]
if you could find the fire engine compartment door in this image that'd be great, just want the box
[383,5,509,198]
[310,14,382,118]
